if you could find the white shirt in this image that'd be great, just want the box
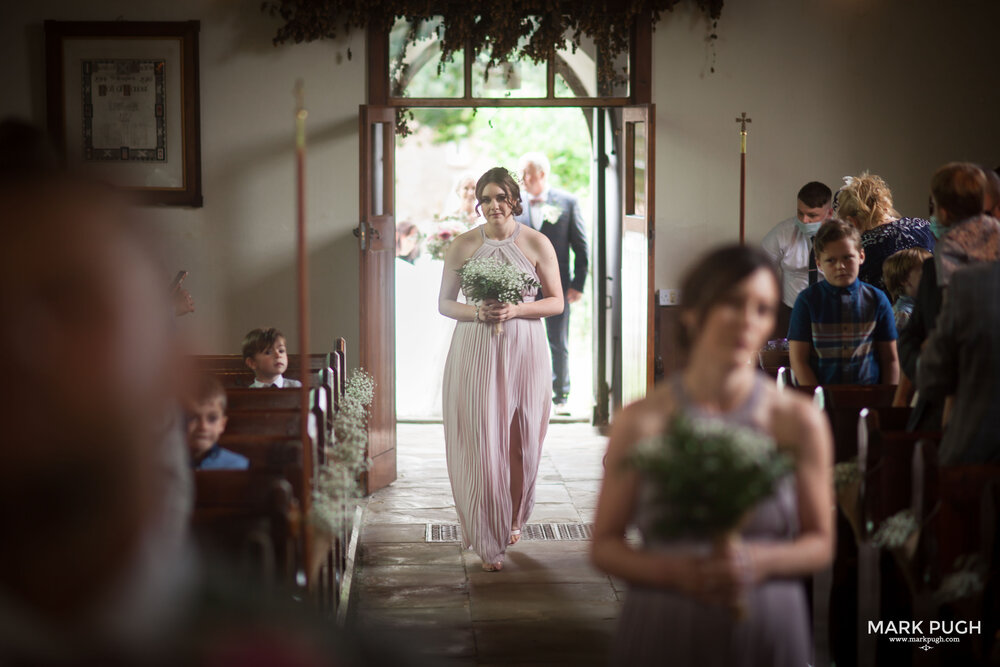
[760,216,816,308]
[250,375,302,388]
[526,189,549,230]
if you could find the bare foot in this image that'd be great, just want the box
[508,528,522,546]
[482,560,504,572]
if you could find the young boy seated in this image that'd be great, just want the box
[882,247,932,333]
[186,375,249,470]
[788,219,900,386]
[242,327,302,388]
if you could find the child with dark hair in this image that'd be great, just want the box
[788,219,899,385]
[882,247,932,332]
[242,327,302,388]
[185,375,248,470]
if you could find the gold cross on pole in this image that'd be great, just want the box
[735,112,751,153]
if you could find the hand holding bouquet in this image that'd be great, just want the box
[458,256,540,334]
[628,411,793,616]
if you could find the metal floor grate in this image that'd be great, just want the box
[425,522,592,543]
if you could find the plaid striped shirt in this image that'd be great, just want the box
[788,278,897,385]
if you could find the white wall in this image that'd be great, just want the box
[7,0,1000,352]
[0,0,364,354]
[652,0,1000,290]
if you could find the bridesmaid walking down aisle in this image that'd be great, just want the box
[438,167,565,571]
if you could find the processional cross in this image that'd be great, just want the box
[735,112,752,245]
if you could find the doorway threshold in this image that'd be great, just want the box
[399,416,591,425]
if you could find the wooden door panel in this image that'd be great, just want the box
[359,105,397,494]
[621,105,655,407]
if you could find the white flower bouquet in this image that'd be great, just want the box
[458,256,540,334]
[629,411,793,616]
[426,219,471,261]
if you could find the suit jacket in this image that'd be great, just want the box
[918,261,1000,464]
[515,188,589,293]
[898,257,941,381]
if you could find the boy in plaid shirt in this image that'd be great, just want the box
[788,219,899,385]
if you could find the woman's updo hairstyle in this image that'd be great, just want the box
[475,167,524,217]
[835,172,901,233]
[676,245,780,354]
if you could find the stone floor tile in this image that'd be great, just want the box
[473,618,617,664]
[468,584,620,622]
[358,563,466,588]
[354,424,617,663]
[354,604,471,629]
[356,582,470,610]
[360,522,427,543]
[360,543,464,566]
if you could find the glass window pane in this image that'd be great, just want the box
[632,122,646,217]
[371,122,385,216]
[389,17,464,98]
[555,32,629,98]
[471,19,547,98]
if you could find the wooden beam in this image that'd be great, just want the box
[631,13,652,104]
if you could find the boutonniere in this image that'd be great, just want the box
[541,203,562,225]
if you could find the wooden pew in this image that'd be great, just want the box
[192,470,301,585]
[758,347,789,379]
[855,410,942,667]
[779,384,899,667]
[908,461,1000,666]
[191,336,352,616]
[193,352,331,372]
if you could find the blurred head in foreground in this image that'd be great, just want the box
[0,159,179,650]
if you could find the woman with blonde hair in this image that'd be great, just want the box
[835,172,935,296]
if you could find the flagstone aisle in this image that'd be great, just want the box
[349,423,621,666]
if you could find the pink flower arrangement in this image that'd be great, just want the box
[425,219,471,261]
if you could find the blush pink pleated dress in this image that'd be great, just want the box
[442,225,552,565]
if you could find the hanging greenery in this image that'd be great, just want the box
[261,0,723,90]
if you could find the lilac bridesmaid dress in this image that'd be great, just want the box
[442,224,552,565]
[612,373,811,666]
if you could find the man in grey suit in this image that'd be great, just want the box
[515,152,589,413]
[918,260,1000,464]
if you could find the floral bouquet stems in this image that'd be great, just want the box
[628,411,793,618]
[458,256,540,335]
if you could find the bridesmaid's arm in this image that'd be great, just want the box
[590,396,704,594]
[739,392,835,580]
[438,234,481,322]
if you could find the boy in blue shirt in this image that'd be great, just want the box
[186,376,249,470]
[788,219,899,385]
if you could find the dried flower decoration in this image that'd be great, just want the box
[262,1,725,99]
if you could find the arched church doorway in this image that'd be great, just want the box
[358,17,653,492]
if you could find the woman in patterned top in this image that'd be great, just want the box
[836,172,935,297]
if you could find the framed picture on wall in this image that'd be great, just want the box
[45,20,203,207]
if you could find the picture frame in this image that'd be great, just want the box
[45,20,203,207]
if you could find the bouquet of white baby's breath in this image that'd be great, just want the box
[629,411,792,617]
[630,412,793,540]
[458,256,540,334]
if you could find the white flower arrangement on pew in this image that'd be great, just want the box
[935,554,986,603]
[870,508,919,551]
[311,368,375,537]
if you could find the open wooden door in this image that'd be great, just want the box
[357,105,397,493]
[620,105,655,406]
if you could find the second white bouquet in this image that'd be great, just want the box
[458,256,540,335]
